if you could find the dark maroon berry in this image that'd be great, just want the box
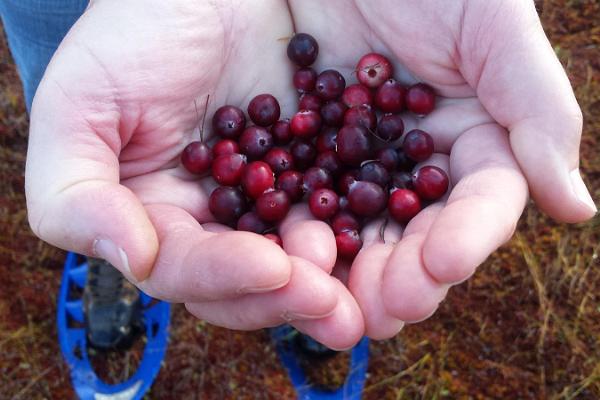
[320,101,347,126]
[181,142,212,174]
[338,170,359,195]
[294,68,317,93]
[256,190,291,222]
[212,105,246,139]
[291,109,322,139]
[403,129,434,162]
[336,125,372,166]
[309,188,340,220]
[397,150,417,171]
[405,83,435,115]
[237,211,269,234]
[298,93,323,111]
[375,79,405,113]
[239,126,274,160]
[276,170,304,202]
[264,233,283,247]
[376,114,404,142]
[342,84,374,108]
[388,189,421,223]
[356,53,393,89]
[302,167,333,193]
[376,148,399,171]
[339,196,350,212]
[358,161,390,188]
[241,161,275,199]
[347,181,387,217]
[248,94,280,126]
[316,127,338,153]
[331,211,361,234]
[212,139,240,158]
[315,70,346,100]
[315,150,343,177]
[391,171,414,190]
[336,230,362,259]
[212,153,247,186]
[209,186,247,225]
[344,105,376,131]
[412,166,449,200]
[290,141,317,171]
[263,148,294,175]
[271,119,293,145]
[287,33,319,67]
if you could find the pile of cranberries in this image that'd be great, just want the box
[180,33,449,260]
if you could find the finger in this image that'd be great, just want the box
[185,257,338,330]
[279,204,337,273]
[137,204,291,302]
[422,124,528,284]
[462,0,596,221]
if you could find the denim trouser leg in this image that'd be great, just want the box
[0,0,88,112]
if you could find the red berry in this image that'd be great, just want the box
[237,211,269,234]
[239,126,274,160]
[181,141,212,174]
[241,161,275,199]
[391,171,414,190]
[376,114,404,142]
[336,230,362,259]
[298,93,323,111]
[315,70,346,100]
[290,141,317,171]
[294,68,317,93]
[264,233,283,247]
[338,170,359,195]
[336,125,372,166]
[342,84,373,108]
[302,167,333,193]
[276,170,304,202]
[344,105,376,131]
[271,119,293,145]
[403,129,434,162]
[331,211,361,234]
[209,186,247,225]
[256,190,291,222]
[376,148,399,171]
[356,53,393,89]
[374,79,405,113]
[316,127,338,153]
[405,83,435,115]
[291,109,322,139]
[309,188,340,220]
[388,189,421,223]
[347,181,387,217]
[287,33,319,67]
[320,101,347,126]
[263,148,294,175]
[315,150,343,177]
[212,139,240,158]
[212,105,246,139]
[212,153,247,186]
[358,161,390,188]
[412,166,449,200]
[248,94,280,126]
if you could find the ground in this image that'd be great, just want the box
[0,0,599,399]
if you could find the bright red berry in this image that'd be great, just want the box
[298,93,323,111]
[181,141,212,174]
[336,125,372,166]
[291,109,322,139]
[388,189,421,223]
[212,153,246,186]
[241,161,275,199]
[374,79,405,113]
[412,166,449,200]
[336,230,362,259]
[356,53,393,89]
[309,188,339,220]
[405,83,435,115]
[256,190,291,222]
[331,211,361,234]
[212,139,240,158]
[342,84,373,108]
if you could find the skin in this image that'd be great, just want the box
[25,0,596,348]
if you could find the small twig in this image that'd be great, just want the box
[379,218,389,243]
[12,365,55,400]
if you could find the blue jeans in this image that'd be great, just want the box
[0,0,88,112]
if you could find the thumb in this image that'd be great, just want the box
[462,0,596,222]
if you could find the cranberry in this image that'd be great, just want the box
[212,153,246,186]
[298,93,323,111]
[276,170,304,202]
[356,53,393,89]
[347,181,387,217]
[264,233,283,247]
[241,161,275,199]
[405,83,435,115]
[315,150,343,177]
[263,148,294,175]
[239,126,274,160]
[358,161,390,188]
[388,189,421,223]
[331,211,361,234]
[209,186,247,225]
[339,196,350,212]
[293,68,317,93]
[338,170,359,195]
[212,105,246,139]
[336,230,362,259]
[212,139,240,158]
[343,105,376,131]
[376,148,399,171]
[397,150,417,171]
[237,211,269,234]
[374,79,405,113]
[315,70,346,100]
[336,125,372,166]
[309,188,340,220]
[320,101,347,126]
[391,171,414,190]
[403,129,434,162]
[316,127,338,153]
[342,84,374,108]
[376,114,404,142]
[181,142,212,174]
[412,166,449,200]
[248,94,280,126]
[290,141,317,171]
[271,119,293,145]
[256,190,291,222]
[302,167,333,193]
[287,33,319,67]
[291,109,322,139]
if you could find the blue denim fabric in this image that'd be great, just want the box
[0,0,88,112]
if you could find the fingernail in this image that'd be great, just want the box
[280,310,333,322]
[570,169,597,213]
[93,238,132,276]
[238,279,289,294]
